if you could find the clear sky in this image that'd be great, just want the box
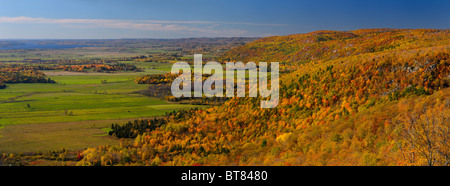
[0,0,449,39]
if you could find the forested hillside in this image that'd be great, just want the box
[77,29,450,166]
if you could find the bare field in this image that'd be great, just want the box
[42,71,124,76]
[0,117,157,153]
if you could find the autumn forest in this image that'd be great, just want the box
[0,29,449,167]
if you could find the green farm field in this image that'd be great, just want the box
[0,63,204,153]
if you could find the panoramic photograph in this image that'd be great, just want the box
[0,0,449,183]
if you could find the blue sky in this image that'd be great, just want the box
[0,0,449,39]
